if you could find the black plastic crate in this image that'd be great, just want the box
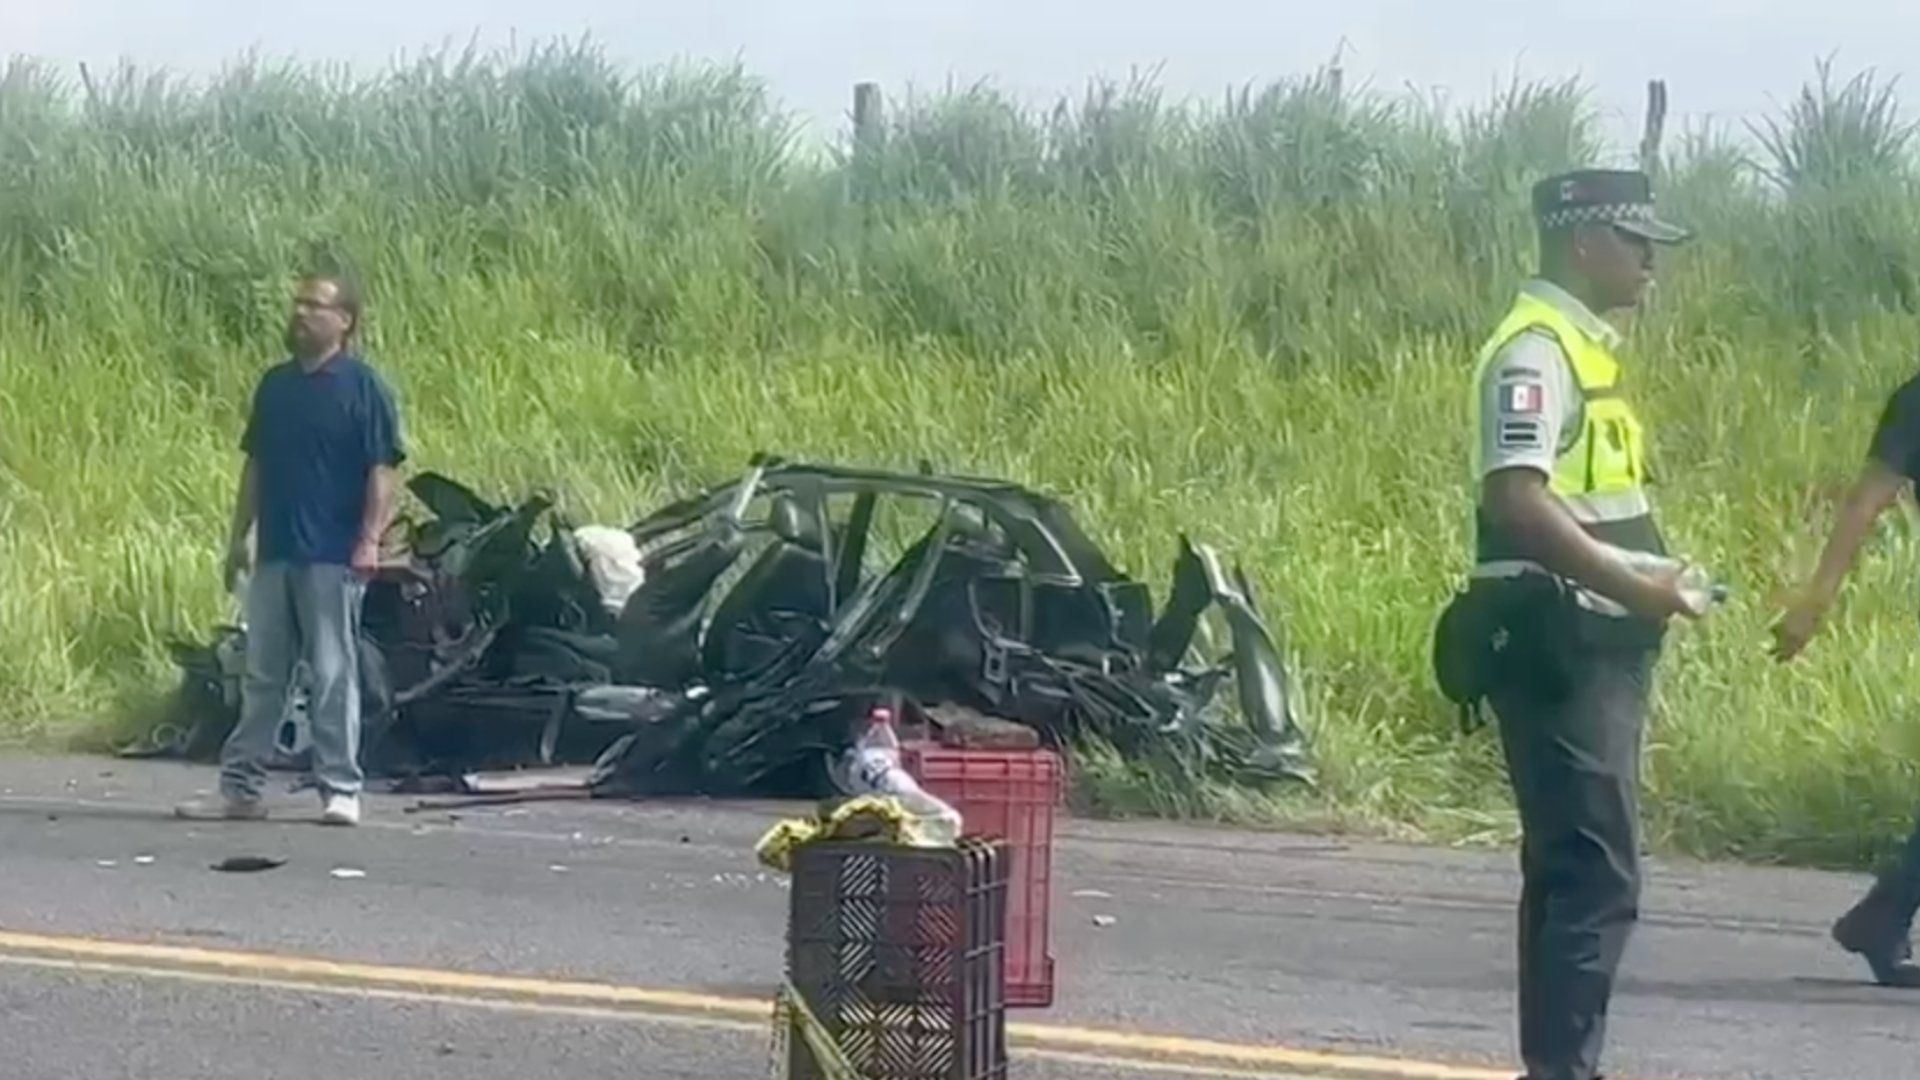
[785,837,1009,1080]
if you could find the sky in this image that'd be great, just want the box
[6,1,1919,155]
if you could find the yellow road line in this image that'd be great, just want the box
[1005,1025,1509,1080]
[0,929,762,1016]
[1027,1048,1364,1080]
[0,953,1335,1079]
[0,952,769,1032]
[0,928,1511,1080]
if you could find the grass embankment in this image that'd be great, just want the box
[4,47,1920,866]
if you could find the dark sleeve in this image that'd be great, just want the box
[1867,376,1920,481]
[362,369,407,468]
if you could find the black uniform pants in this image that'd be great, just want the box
[1872,810,1920,923]
[1489,641,1655,1080]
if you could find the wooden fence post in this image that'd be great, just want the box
[853,81,885,150]
[850,82,886,210]
[1639,79,1668,177]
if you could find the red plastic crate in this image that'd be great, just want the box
[901,743,1063,1008]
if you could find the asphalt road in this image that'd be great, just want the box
[0,756,1915,1080]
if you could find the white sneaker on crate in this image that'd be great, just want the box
[174,794,268,821]
[320,793,362,827]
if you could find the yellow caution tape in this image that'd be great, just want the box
[754,794,952,873]
[769,979,862,1080]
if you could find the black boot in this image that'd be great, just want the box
[1832,879,1920,988]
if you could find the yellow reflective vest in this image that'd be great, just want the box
[1471,290,1665,567]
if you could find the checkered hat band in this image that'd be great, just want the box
[1540,203,1654,229]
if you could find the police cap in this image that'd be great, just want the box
[1532,168,1692,244]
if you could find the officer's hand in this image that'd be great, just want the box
[1770,593,1827,662]
[1629,563,1702,623]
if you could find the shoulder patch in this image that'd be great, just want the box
[1498,418,1545,450]
[1500,381,1544,415]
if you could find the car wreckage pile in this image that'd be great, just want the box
[144,457,1314,799]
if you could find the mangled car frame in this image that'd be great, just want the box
[151,455,1315,797]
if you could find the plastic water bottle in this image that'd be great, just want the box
[838,704,962,845]
[849,705,901,792]
[1604,544,1722,616]
[1675,564,1720,616]
[862,705,901,756]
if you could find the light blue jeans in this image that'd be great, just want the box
[221,562,366,801]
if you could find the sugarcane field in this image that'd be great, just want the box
[8,6,1920,1080]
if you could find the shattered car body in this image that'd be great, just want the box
[145,456,1314,797]
[592,457,1314,795]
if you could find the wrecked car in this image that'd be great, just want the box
[141,455,1314,798]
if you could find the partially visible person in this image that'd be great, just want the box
[177,273,405,827]
[1773,372,1920,987]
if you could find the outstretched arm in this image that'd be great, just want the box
[1775,377,1920,662]
[1771,460,1908,661]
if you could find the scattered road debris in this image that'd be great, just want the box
[211,855,286,873]
[458,767,595,795]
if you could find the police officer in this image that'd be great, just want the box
[1468,169,1705,1080]
[1772,373,1920,987]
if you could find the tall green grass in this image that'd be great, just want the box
[5,42,1920,866]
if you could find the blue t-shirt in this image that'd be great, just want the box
[241,353,406,566]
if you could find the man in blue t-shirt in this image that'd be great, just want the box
[1774,372,1920,987]
[177,274,405,827]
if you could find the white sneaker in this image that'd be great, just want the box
[320,793,361,827]
[174,794,268,821]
